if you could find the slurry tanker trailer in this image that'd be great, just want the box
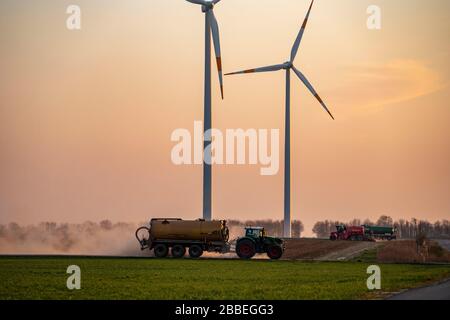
[136,218,284,259]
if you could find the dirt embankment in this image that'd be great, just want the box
[282,238,450,263]
[282,238,379,261]
[377,240,450,264]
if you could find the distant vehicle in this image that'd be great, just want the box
[330,224,396,241]
[136,218,284,259]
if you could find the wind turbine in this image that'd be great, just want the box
[225,0,334,237]
[185,0,224,221]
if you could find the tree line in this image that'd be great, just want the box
[2,217,448,242]
[312,215,450,239]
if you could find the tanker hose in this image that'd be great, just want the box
[135,226,151,250]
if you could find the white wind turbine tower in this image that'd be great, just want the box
[226,0,334,237]
[185,0,224,221]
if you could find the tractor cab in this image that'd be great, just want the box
[335,224,346,234]
[245,227,266,238]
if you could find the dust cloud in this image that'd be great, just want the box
[0,221,150,256]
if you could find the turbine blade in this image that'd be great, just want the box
[225,64,285,75]
[290,0,315,62]
[185,0,208,5]
[292,66,334,120]
[209,10,224,99]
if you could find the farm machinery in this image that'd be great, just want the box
[136,218,285,259]
[330,224,397,241]
[236,227,284,259]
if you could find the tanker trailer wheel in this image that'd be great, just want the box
[171,245,186,258]
[188,245,203,258]
[266,245,283,260]
[154,244,169,258]
[236,239,256,259]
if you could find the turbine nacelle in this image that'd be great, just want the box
[185,0,217,12]
[283,62,293,69]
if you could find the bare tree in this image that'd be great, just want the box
[376,215,393,227]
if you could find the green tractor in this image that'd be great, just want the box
[235,227,285,260]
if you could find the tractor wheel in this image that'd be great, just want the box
[236,239,256,259]
[266,245,283,260]
[188,245,203,258]
[154,244,169,258]
[171,245,186,258]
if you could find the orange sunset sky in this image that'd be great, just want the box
[0,0,449,236]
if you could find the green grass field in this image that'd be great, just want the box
[0,256,449,300]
